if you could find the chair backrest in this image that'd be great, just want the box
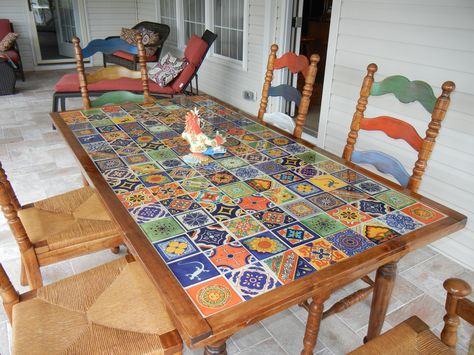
[342,63,455,192]
[132,21,170,59]
[258,44,319,138]
[73,34,153,110]
[0,19,12,40]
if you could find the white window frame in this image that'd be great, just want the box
[158,0,248,71]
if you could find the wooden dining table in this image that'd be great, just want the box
[50,95,466,354]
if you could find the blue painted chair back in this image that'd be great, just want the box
[81,38,138,58]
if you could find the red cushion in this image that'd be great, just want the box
[171,63,196,92]
[54,73,176,94]
[112,51,157,62]
[0,50,19,63]
[184,36,208,66]
[0,19,11,40]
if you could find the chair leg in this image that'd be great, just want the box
[60,97,66,111]
[20,260,28,286]
[111,246,120,254]
[22,251,43,290]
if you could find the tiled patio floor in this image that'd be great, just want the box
[0,70,472,354]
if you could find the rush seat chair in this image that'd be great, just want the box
[0,256,183,354]
[258,43,320,138]
[0,161,123,290]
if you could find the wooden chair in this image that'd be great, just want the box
[0,162,123,290]
[258,43,319,138]
[305,63,456,320]
[73,33,154,110]
[349,278,473,354]
[0,256,183,355]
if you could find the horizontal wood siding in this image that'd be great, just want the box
[2,0,35,70]
[323,0,474,269]
[137,0,157,22]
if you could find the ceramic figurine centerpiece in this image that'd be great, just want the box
[182,107,227,165]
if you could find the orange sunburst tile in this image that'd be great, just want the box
[401,203,445,224]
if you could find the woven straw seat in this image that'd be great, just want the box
[18,186,118,252]
[0,257,182,355]
[0,162,123,290]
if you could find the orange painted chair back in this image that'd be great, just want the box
[258,44,319,138]
[73,34,153,110]
[342,63,455,193]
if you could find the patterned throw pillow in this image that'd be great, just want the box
[0,32,19,52]
[120,28,138,45]
[148,52,187,87]
[139,28,160,57]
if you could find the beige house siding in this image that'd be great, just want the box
[320,0,474,269]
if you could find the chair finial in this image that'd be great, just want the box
[72,36,80,45]
[442,81,456,93]
[444,278,472,298]
[367,63,378,75]
[310,54,320,64]
[271,44,279,52]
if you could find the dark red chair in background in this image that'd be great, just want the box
[0,19,25,81]
[52,29,217,112]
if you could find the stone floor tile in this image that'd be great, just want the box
[0,321,11,355]
[231,322,272,351]
[317,315,365,354]
[236,338,287,355]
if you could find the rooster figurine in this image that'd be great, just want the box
[182,107,227,165]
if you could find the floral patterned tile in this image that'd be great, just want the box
[140,216,185,242]
[180,177,214,192]
[220,181,257,199]
[254,161,286,175]
[230,166,264,180]
[287,181,323,197]
[138,171,173,187]
[189,187,233,204]
[148,182,187,201]
[272,222,320,247]
[268,136,294,146]
[401,203,445,224]
[188,224,235,250]
[239,152,272,164]
[261,148,289,159]
[276,156,308,169]
[253,207,296,229]
[102,167,135,181]
[314,159,346,173]
[378,211,423,234]
[205,241,256,273]
[117,188,156,208]
[225,262,281,300]
[351,219,401,245]
[234,194,274,214]
[261,186,299,205]
[325,229,375,257]
[354,179,389,196]
[217,156,249,169]
[130,162,163,176]
[331,169,368,184]
[330,185,370,203]
[207,171,240,186]
[109,177,145,193]
[160,194,200,215]
[280,199,322,219]
[244,177,280,192]
[95,157,126,173]
[88,149,118,161]
[282,143,308,155]
[154,234,199,262]
[294,239,347,270]
[128,201,170,224]
[295,151,328,164]
[186,276,243,317]
[307,192,346,212]
[223,215,267,239]
[327,205,372,227]
[114,145,143,157]
[301,213,347,237]
[168,253,220,287]
[351,197,395,218]
[375,190,417,209]
[158,158,187,170]
[166,166,200,181]
[175,209,217,231]
[263,250,316,284]
[148,148,178,162]
[78,134,105,145]
[270,171,304,185]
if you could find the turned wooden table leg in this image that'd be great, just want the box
[301,293,330,355]
[365,261,398,342]
[204,340,227,355]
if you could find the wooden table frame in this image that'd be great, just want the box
[50,96,466,354]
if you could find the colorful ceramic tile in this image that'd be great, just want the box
[101,130,130,142]
[95,158,126,173]
[205,241,256,273]
[222,136,241,147]
[186,276,243,317]
[109,177,145,193]
[255,161,286,174]
[294,239,347,270]
[239,133,260,143]
[130,162,163,176]
[225,263,281,300]
[374,190,417,209]
[102,167,135,181]
[207,171,239,186]
[139,142,166,151]
[330,185,370,203]
[128,201,170,224]
[283,143,308,154]
[180,177,214,192]
[88,149,117,161]
[159,158,186,169]
[138,172,173,187]
[325,229,375,257]
[73,128,97,137]
[188,224,235,250]
[352,220,401,245]
[401,203,445,224]
[287,181,322,197]
[247,140,275,151]
[231,166,263,180]
[261,186,298,205]
[235,194,274,214]
[83,141,110,153]
[277,156,307,169]
[166,166,199,180]
[90,118,114,127]
[268,136,293,146]
[175,209,216,231]
[148,148,178,162]
[153,235,199,262]
[256,129,280,139]
[220,182,256,199]
[332,169,367,184]
[239,152,271,163]
[122,153,151,165]
[244,123,266,132]
[168,253,220,287]
[294,165,326,179]
[271,171,304,185]
[217,156,248,169]
[78,134,104,145]
[314,160,345,173]
[227,144,257,156]
[193,161,225,175]
[263,250,315,284]
[161,195,201,215]
[295,151,327,164]
[223,215,266,239]
[140,216,184,242]
[262,148,289,159]
[272,222,320,247]
[201,202,245,222]
[189,188,233,204]
[154,130,180,140]
[109,138,136,148]
[354,180,389,196]
[117,188,156,208]
[280,200,322,219]
[351,197,394,217]
[253,207,296,229]
[307,192,346,211]
[110,116,136,124]
[327,205,372,227]
[308,175,347,192]
[148,182,187,201]
[378,211,423,234]
[244,178,279,192]
[96,125,120,134]
[301,214,347,237]
[114,145,143,157]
